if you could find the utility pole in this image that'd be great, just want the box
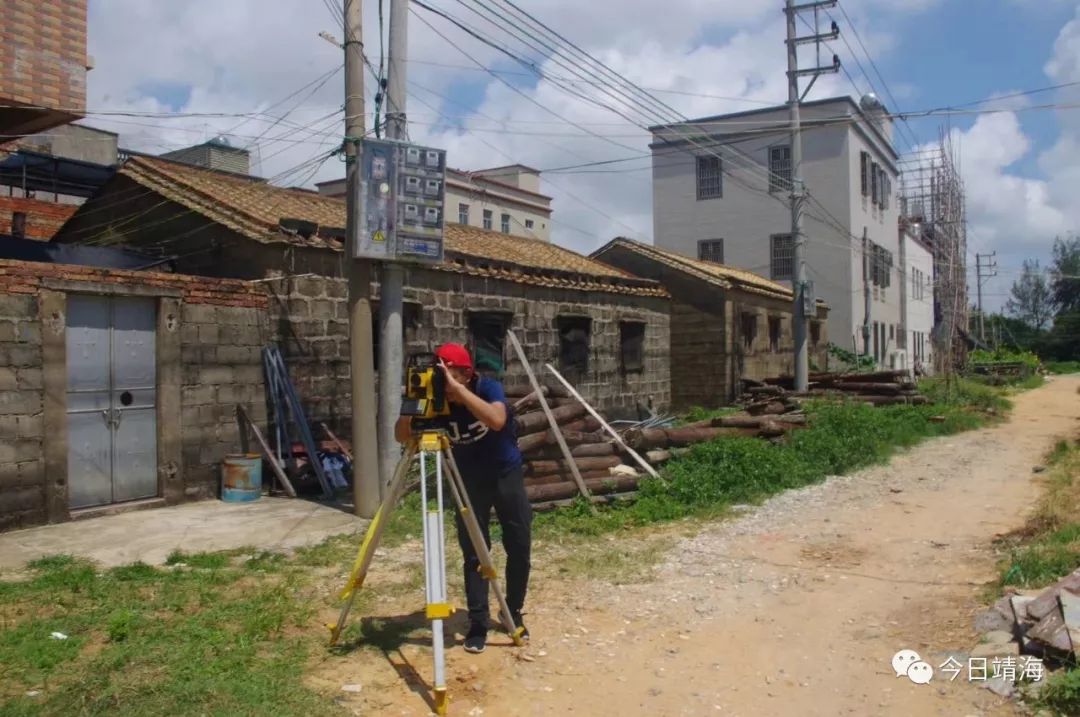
[784,0,839,390]
[975,251,997,343]
[376,0,409,495]
[344,0,381,518]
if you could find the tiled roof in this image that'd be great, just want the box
[591,237,795,301]
[116,156,666,298]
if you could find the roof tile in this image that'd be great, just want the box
[117,156,666,298]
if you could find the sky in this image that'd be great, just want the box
[81,0,1080,313]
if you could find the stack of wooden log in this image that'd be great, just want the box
[742,369,929,407]
[623,410,809,456]
[506,384,636,504]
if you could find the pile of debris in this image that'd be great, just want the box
[742,369,928,408]
[971,568,1080,697]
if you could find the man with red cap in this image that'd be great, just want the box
[395,342,531,654]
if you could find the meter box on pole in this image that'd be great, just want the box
[354,138,446,263]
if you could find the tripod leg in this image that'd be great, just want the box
[442,447,525,647]
[425,450,450,715]
[327,442,417,646]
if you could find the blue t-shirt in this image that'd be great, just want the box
[443,376,523,478]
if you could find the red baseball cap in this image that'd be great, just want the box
[435,343,473,369]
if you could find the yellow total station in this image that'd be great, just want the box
[400,352,452,421]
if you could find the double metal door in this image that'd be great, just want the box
[66,296,158,509]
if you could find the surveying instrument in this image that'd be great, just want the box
[327,353,526,715]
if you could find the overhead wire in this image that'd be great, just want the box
[833,1,921,151]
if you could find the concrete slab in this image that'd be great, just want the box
[0,498,368,570]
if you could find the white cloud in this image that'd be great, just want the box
[82,0,935,255]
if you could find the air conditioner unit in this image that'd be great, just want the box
[889,350,908,371]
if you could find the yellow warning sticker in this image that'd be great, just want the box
[373,230,386,242]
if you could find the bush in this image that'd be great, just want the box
[970,347,1041,371]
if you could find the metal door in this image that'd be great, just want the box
[66,296,157,509]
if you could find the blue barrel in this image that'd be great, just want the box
[222,454,263,502]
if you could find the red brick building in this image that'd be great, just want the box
[0,0,90,136]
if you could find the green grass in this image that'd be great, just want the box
[0,552,348,716]
[996,438,1080,716]
[532,398,986,540]
[1045,360,1080,375]
[919,376,1013,413]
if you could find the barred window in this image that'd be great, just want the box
[468,311,511,375]
[769,145,792,193]
[697,239,724,263]
[860,151,870,196]
[557,316,592,378]
[458,203,469,225]
[696,155,722,200]
[768,316,781,353]
[770,233,794,281]
[741,313,757,350]
[619,321,646,374]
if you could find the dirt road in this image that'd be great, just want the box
[315,376,1080,716]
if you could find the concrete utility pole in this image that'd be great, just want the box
[784,0,839,390]
[975,251,997,343]
[344,0,381,518]
[376,0,408,494]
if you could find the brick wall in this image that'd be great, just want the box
[0,196,80,241]
[0,292,44,531]
[0,0,87,114]
[0,259,268,531]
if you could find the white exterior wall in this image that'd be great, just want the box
[847,127,903,365]
[315,172,552,241]
[447,182,552,241]
[903,232,935,373]
[651,97,904,365]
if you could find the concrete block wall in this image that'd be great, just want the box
[669,302,728,410]
[403,270,671,418]
[0,292,45,531]
[266,270,671,426]
[0,259,268,532]
[266,275,353,435]
[179,303,270,500]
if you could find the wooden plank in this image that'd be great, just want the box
[506,330,593,504]
[543,363,663,482]
[238,405,297,498]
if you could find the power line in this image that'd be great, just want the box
[834,1,921,151]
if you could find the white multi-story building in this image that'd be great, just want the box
[316,163,553,242]
[650,95,924,367]
[900,222,935,373]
